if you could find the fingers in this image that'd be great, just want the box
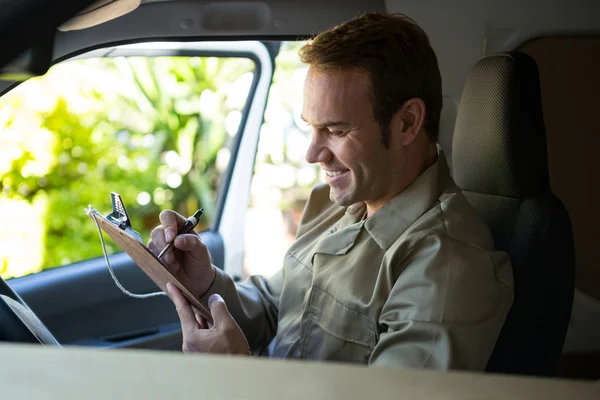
[194,311,212,330]
[207,294,234,329]
[195,310,207,329]
[149,225,164,252]
[171,291,250,356]
[173,234,211,263]
[159,210,186,243]
[149,225,176,264]
[147,237,158,253]
[151,210,201,265]
[166,282,198,334]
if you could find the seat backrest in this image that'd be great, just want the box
[452,52,575,376]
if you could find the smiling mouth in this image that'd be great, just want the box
[324,170,348,177]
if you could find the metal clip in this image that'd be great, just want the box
[105,192,143,243]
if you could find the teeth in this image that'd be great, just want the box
[326,170,345,177]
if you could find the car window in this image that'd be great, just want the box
[243,41,323,279]
[0,54,256,279]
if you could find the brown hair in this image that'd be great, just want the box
[299,13,442,146]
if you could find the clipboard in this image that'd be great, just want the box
[86,193,212,322]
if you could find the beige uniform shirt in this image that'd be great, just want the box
[203,153,514,370]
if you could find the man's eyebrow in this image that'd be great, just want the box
[300,115,351,128]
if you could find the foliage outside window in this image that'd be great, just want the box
[0,55,254,279]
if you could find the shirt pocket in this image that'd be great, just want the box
[301,287,377,363]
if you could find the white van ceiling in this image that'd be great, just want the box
[11,0,600,99]
[3,0,600,144]
[53,0,387,60]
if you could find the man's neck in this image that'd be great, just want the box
[366,143,438,217]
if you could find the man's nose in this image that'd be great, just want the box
[305,132,332,164]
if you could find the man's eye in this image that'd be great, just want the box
[328,129,345,136]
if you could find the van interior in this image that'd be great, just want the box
[0,0,598,385]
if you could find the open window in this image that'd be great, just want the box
[1,40,277,348]
[0,41,274,279]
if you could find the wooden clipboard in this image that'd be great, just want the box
[87,211,212,322]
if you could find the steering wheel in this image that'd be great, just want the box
[0,277,60,345]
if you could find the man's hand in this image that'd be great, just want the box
[148,210,216,299]
[166,282,251,356]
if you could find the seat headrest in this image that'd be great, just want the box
[452,52,550,198]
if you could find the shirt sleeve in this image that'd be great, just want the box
[201,266,283,354]
[368,234,513,370]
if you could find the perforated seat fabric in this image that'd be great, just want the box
[452,52,575,376]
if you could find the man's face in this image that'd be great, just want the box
[302,67,397,209]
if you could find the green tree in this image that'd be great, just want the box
[0,55,254,276]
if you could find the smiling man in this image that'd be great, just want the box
[149,13,514,370]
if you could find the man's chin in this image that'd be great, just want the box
[329,189,355,207]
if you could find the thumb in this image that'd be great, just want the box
[208,294,234,328]
[159,210,186,243]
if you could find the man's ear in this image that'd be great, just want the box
[390,98,426,146]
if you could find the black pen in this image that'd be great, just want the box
[157,209,203,260]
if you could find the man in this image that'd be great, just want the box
[148,12,514,370]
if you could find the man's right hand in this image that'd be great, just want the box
[148,210,216,299]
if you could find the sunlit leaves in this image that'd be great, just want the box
[0,54,255,278]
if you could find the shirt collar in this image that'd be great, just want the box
[362,150,453,250]
[310,202,366,258]
[310,151,453,258]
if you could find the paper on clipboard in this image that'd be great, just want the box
[86,195,212,322]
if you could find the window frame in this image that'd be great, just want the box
[0,40,277,279]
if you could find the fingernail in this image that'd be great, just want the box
[165,229,174,242]
[208,294,222,307]
[166,282,174,293]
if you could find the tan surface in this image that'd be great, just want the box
[88,212,212,321]
[0,343,598,399]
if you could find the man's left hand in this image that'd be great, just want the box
[166,282,251,356]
